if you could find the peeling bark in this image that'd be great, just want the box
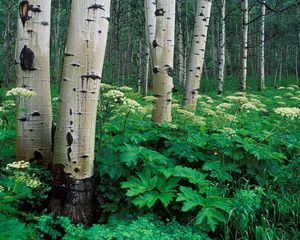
[182,0,212,111]
[151,0,176,123]
[50,0,110,225]
[15,0,52,165]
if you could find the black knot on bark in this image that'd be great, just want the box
[163,64,173,77]
[155,8,165,16]
[20,45,34,71]
[153,67,159,73]
[88,4,104,10]
[152,40,159,48]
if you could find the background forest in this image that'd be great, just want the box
[0,0,300,240]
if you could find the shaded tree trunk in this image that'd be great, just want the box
[218,0,226,95]
[151,0,176,123]
[259,0,266,91]
[239,0,248,92]
[183,0,212,111]
[15,0,52,165]
[5,1,13,88]
[50,0,111,225]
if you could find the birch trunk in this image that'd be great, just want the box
[178,0,186,88]
[182,0,212,110]
[144,44,150,97]
[50,0,110,225]
[259,0,266,91]
[151,0,176,123]
[145,0,156,64]
[218,0,226,95]
[15,0,52,165]
[239,0,248,92]
[5,1,13,88]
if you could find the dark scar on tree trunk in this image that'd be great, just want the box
[155,8,165,16]
[20,45,34,70]
[19,1,31,27]
[87,4,104,10]
[49,164,94,226]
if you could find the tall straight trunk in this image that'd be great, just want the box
[151,0,176,123]
[15,0,52,165]
[144,43,150,97]
[239,0,248,92]
[50,0,111,225]
[259,0,266,91]
[145,0,156,66]
[218,0,226,95]
[136,34,142,93]
[178,0,186,88]
[5,1,13,88]
[183,0,212,110]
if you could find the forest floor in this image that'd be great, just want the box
[0,84,299,239]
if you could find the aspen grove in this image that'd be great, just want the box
[0,0,299,239]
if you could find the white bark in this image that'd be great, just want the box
[53,0,111,179]
[239,0,248,92]
[151,0,176,123]
[145,0,156,63]
[218,0,226,95]
[183,0,212,110]
[15,0,52,165]
[178,0,186,87]
[259,0,266,91]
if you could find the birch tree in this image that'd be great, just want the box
[259,0,266,91]
[218,0,226,95]
[50,0,111,225]
[151,0,176,123]
[183,0,212,111]
[145,0,156,67]
[239,0,248,92]
[15,0,52,165]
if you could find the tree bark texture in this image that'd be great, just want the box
[218,0,226,95]
[50,0,110,225]
[151,0,176,123]
[15,0,52,165]
[183,0,212,111]
[259,0,266,91]
[239,0,248,92]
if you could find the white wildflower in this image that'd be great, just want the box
[274,107,300,120]
[278,87,286,90]
[289,85,299,89]
[216,103,233,110]
[0,185,4,192]
[274,96,282,99]
[142,96,157,102]
[202,107,216,116]
[6,161,29,170]
[15,173,42,189]
[119,86,133,92]
[219,127,237,137]
[100,83,114,89]
[234,92,246,97]
[284,93,294,97]
[241,103,259,111]
[287,87,295,91]
[6,88,37,98]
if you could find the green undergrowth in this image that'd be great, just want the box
[0,83,299,239]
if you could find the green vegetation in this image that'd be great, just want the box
[1,84,299,239]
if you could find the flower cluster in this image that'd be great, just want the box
[274,107,300,120]
[219,127,237,137]
[202,107,216,116]
[15,173,42,189]
[104,90,126,103]
[287,87,295,91]
[274,96,282,99]
[100,83,114,89]
[0,185,4,192]
[119,86,133,92]
[142,96,157,102]
[177,109,205,125]
[216,103,233,110]
[198,95,214,104]
[278,87,286,90]
[6,88,37,98]
[6,161,29,170]
[226,96,248,104]
[240,103,259,112]
[123,99,142,113]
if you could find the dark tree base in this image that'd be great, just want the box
[49,164,94,226]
